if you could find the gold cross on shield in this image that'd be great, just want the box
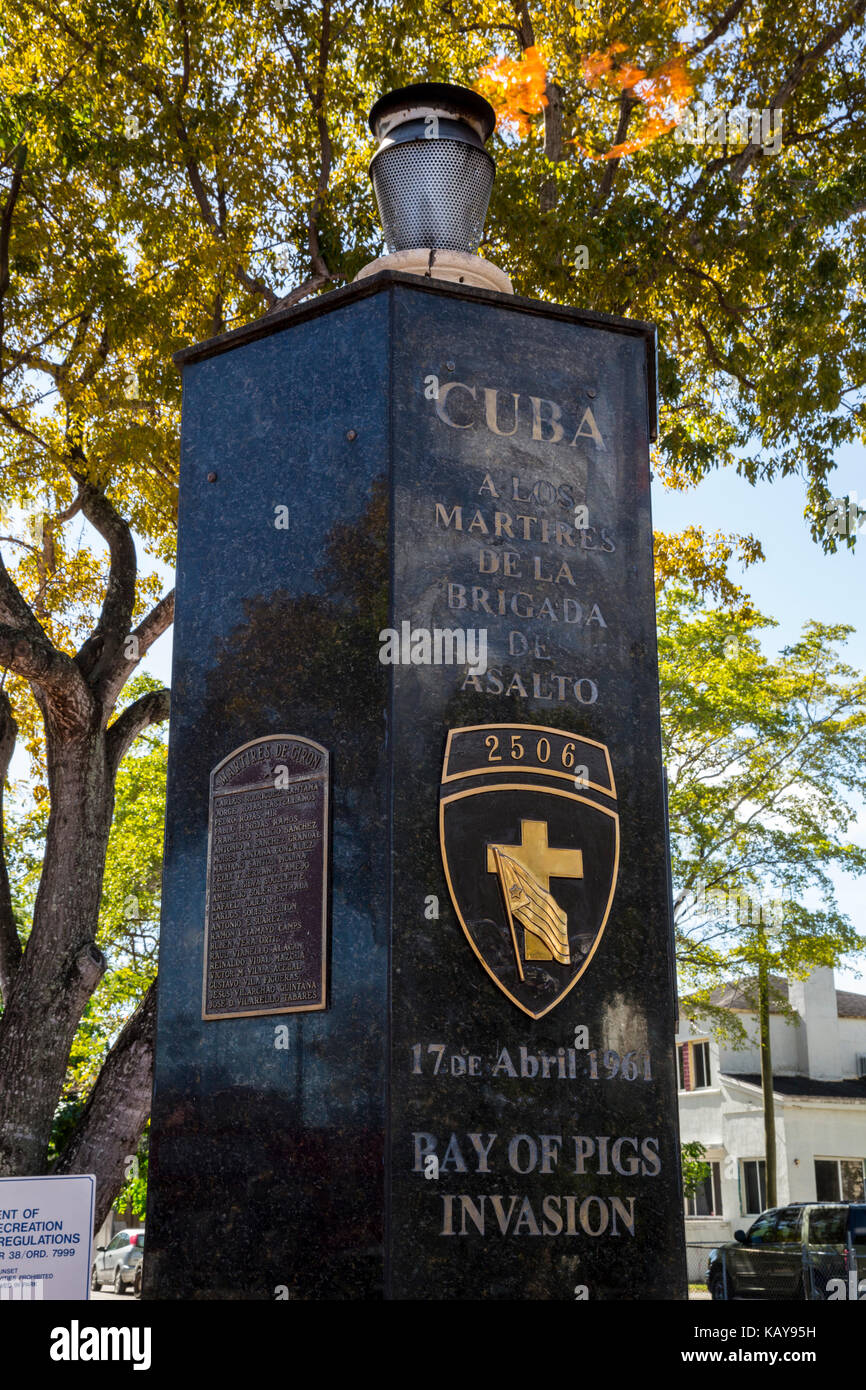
[486,819,584,959]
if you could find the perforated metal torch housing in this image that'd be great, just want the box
[355,82,513,293]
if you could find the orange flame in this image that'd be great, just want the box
[577,45,692,160]
[477,45,548,137]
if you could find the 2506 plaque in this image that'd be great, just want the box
[202,735,330,1019]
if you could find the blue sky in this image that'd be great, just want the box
[652,441,866,991]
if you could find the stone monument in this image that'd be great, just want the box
[144,83,687,1300]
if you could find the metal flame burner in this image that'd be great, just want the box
[367,82,497,258]
[371,138,494,255]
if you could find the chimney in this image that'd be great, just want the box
[789,966,842,1079]
[355,81,513,294]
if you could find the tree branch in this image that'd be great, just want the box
[695,316,757,392]
[308,0,334,282]
[283,3,336,290]
[664,254,747,322]
[0,548,51,642]
[685,0,750,58]
[101,588,175,713]
[0,687,20,1005]
[510,0,534,48]
[595,93,640,209]
[730,0,866,184]
[267,272,330,316]
[0,623,92,729]
[510,0,567,209]
[105,688,170,775]
[54,982,157,1234]
[70,479,138,691]
[0,402,51,452]
[151,75,278,310]
[0,150,25,368]
[130,589,175,657]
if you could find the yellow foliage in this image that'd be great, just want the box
[477,45,549,136]
[654,526,765,608]
[577,46,693,159]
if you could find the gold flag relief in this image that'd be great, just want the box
[494,851,571,965]
[440,724,619,1018]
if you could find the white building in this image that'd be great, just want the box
[677,967,866,1273]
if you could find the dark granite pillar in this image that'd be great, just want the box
[144,271,687,1300]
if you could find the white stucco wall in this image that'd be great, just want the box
[682,1087,866,1216]
[782,1102,866,1170]
[789,968,842,1079]
[679,1010,808,1079]
[838,1017,866,1077]
[714,1012,802,1075]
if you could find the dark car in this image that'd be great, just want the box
[707,1202,866,1300]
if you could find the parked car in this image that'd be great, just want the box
[91,1229,145,1295]
[707,1202,866,1300]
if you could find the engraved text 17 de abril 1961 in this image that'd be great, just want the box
[202,736,329,1019]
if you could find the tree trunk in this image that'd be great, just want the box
[758,954,777,1207]
[540,80,565,213]
[54,982,157,1233]
[0,473,172,1218]
[0,689,20,1002]
[0,727,113,1174]
[511,1,567,213]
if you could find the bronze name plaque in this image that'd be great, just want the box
[202,736,329,1019]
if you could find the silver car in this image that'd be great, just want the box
[91,1228,144,1295]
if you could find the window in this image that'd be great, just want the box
[815,1158,866,1202]
[850,1209,866,1242]
[741,1159,767,1215]
[692,1040,711,1089]
[685,1161,723,1216]
[841,1160,865,1202]
[773,1207,803,1243]
[815,1159,840,1201]
[677,1039,711,1091]
[747,1212,776,1245]
[808,1206,846,1244]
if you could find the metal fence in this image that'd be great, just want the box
[687,1240,861,1300]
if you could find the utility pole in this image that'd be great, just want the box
[757,926,777,1207]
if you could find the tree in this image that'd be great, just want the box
[6,1,864,521]
[661,584,866,1006]
[661,583,866,1197]
[681,1139,710,1200]
[470,0,866,539]
[2,0,864,1222]
[1,662,165,1227]
[755,932,777,1206]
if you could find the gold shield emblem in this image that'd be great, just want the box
[439,723,619,1019]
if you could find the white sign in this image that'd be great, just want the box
[0,1174,95,1300]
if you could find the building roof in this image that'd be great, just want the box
[722,1073,866,1102]
[837,989,866,1019]
[708,975,787,1012]
[705,977,866,1019]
